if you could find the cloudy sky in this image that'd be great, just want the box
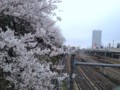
[56,0,120,48]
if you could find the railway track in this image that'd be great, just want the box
[64,55,71,74]
[90,54,120,64]
[75,54,118,90]
[64,54,118,90]
[65,55,94,90]
[77,66,99,90]
[75,65,117,90]
[83,54,120,81]
[74,80,82,90]
[81,66,114,90]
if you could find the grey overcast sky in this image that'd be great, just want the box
[56,0,120,48]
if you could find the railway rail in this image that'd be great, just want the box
[81,66,116,90]
[64,54,119,90]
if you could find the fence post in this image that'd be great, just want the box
[70,54,75,90]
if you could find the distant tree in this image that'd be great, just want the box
[0,0,66,90]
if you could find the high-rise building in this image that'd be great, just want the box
[92,30,102,48]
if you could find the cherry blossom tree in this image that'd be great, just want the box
[0,0,66,90]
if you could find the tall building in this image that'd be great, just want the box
[92,30,102,48]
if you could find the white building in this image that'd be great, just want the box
[92,30,102,48]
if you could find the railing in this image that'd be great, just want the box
[74,61,120,67]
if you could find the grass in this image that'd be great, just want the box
[61,81,68,90]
